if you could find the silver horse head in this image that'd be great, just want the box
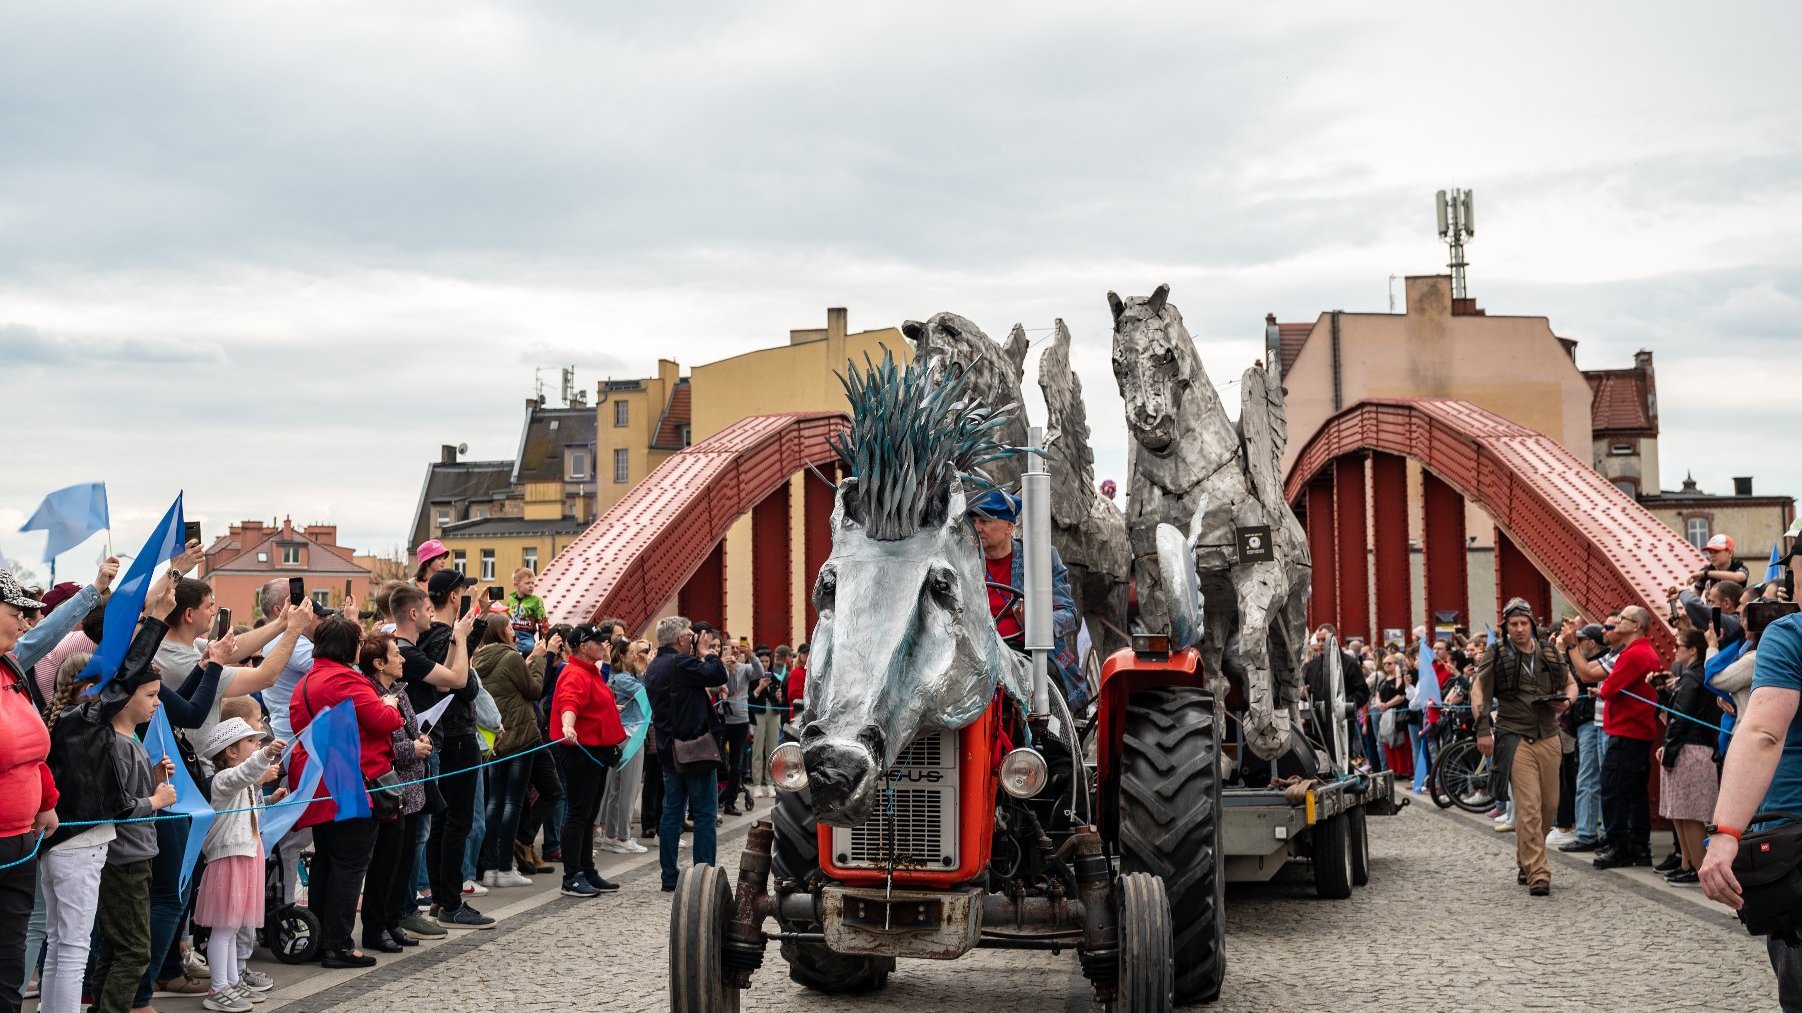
[1108,283,1220,458]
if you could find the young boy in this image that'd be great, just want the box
[507,568,548,654]
[94,678,178,1013]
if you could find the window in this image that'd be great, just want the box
[1609,442,1634,456]
[435,509,450,528]
[452,550,466,574]
[1686,517,1710,550]
[614,400,630,427]
[281,546,301,565]
[1613,479,1637,498]
[614,448,630,483]
[568,449,589,480]
[523,547,538,573]
[678,424,692,447]
[480,549,495,581]
[256,551,268,563]
[473,507,488,520]
[311,590,330,608]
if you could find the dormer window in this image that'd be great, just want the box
[1609,442,1633,456]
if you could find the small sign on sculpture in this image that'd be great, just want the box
[1236,526,1274,563]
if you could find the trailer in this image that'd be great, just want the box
[1221,770,1404,897]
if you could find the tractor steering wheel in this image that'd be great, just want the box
[986,581,1026,649]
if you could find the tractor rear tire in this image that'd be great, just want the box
[1348,806,1371,887]
[669,864,741,1013]
[1111,872,1174,1013]
[1118,687,1225,1004]
[1311,813,1354,900]
[770,789,893,993]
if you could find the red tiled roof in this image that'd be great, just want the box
[1278,322,1313,376]
[1585,369,1657,435]
[651,380,691,449]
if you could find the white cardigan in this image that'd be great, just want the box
[201,748,275,862]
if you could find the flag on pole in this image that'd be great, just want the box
[82,494,185,693]
[142,709,216,896]
[1410,635,1443,712]
[1770,538,1786,582]
[259,737,321,854]
[20,482,109,562]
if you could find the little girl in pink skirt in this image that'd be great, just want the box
[193,718,288,1013]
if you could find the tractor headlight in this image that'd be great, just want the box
[770,743,809,793]
[998,748,1049,799]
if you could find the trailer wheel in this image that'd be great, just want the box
[1311,813,1354,899]
[770,789,893,993]
[1118,687,1225,1004]
[670,864,741,1013]
[1347,806,1370,887]
[1111,872,1174,1013]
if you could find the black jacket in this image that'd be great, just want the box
[1306,649,1371,713]
[644,645,728,772]
[1661,660,1721,763]
[45,617,170,848]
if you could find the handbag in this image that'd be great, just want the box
[366,769,404,820]
[1732,812,1802,941]
[673,733,722,774]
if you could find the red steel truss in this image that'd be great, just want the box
[1285,399,1702,655]
[536,411,846,630]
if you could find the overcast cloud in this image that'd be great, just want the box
[1,1,1797,573]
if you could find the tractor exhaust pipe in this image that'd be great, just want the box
[1022,425,1052,719]
[1068,827,1118,1002]
[723,821,774,986]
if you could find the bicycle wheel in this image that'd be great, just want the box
[1435,738,1493,814]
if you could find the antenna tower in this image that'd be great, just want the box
[1435,188,1475,299]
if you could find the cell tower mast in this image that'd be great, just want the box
[1435,188,1475,299]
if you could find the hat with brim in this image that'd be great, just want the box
[198,717,262,761]
[967,490,1022,523]
[0,570,46,611]
[415,539,450,565]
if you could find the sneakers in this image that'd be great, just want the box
[1666,869,1700,885]
[1482,807,1504,820]
[240,969,275,993]
[1653,851,1684,874]
[561,874,601,898]
[156,974,212,997]
[484,869,533,888]
[597,838,634,854]
[399,912,447,937]
[1545,828,1578,848]
[1558,838,1600,853]
[619,837,648,854]
[184,947,211,979]
[231,982,267,1005]
[436,905,497,929]
[583,871,621,893]
[1493,819,1515,833]
[462,879,489,896]
[203,988,253,1012]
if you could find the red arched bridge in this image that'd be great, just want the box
[1284,398,1702,655]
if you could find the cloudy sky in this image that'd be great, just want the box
[2,2,1797,577]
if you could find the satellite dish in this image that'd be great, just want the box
[457,443,469,456]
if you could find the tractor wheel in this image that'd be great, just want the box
[1110,872,1174,1013]
[1310,813,1354,900]
[770,789,893,993]
[669,864,741,1013]
[1347,806,1370,887]
[1118,686,1225,1004]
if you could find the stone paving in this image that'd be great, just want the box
[251,798,1779,1013]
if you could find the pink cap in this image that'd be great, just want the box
[415,539,449,564]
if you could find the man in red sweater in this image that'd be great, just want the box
[1593,604,1662,868]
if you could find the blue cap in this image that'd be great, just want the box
[967,490,1021,522]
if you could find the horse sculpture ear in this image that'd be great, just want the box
[1107,291,1125,324]
[902,320,927,345]
[1147,283,1170,316]
[837,476,864,528]
[943,487,968,532]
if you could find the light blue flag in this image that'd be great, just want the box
[20,482,109,562]
[258,736,321,854]
[619,686,652,765]
[1770,538,1786,582]
[1410,635,1443,712]
[83,494,184,693]
[314,702,370,822]
[142,709,216,897]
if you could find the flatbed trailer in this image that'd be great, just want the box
[1220,770,1405,897]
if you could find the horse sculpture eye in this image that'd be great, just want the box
[814,569,837,610]
[926,569,958,609]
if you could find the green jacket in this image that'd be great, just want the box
[474,642,547,756]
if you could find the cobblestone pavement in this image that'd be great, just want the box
[278,799,1779,1013]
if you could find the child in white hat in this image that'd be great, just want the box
[193,717,286,1012]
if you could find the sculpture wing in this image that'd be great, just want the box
[1237,362,1287,505]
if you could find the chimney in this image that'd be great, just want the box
[1634,349,1654,370]
[826,307,848,343]
[1734,476,1754,497]
[441,444,458,464]
[1264,314,1281,384]
[281,515,294,539]
[303,524,336,545]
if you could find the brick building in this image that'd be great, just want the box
[198,518,374,623]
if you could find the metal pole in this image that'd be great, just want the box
[1022,426,1052,718]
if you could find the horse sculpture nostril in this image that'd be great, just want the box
[856,725,887,767]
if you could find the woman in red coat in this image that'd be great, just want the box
[550,623,627,898]
[288,616,403,969]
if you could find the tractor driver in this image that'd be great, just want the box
[967,489,1087,708]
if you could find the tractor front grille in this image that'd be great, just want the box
[831,730,959,870]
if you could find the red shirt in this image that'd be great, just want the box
[289,658,407,827]
[986,554,1019,640]
[1598,638,1662,742]
[787,665,807,721]
[0,657,57,838]
[551,655,627,748]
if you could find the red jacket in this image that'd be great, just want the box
[787,665,807,721]
[551,655,627,748]
[0,656,57,838]
[1598,638,1662,742]
[290,658,406,827]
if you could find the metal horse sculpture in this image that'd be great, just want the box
[901,312,1030,490]
[1038,319,1132,659]
[1110,284,1312,760]
[801,351,1031,827]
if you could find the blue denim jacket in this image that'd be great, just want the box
[16,583,99,671]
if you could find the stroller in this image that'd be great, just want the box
[259,847,320,964]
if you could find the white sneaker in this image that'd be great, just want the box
[230,982,267,1005]
[462,879,489,896]
[596,839,633,854]
[490,870,533,888]
[621,838,648,853]
[1493,819,1515,833]
[1546,828,1578,848]
[678,837,690,849]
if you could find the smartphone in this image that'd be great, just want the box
[458,594,472,618]
[1711,606,1723,635]
[183,520,201,547]
[288,576,305,607]
[488,586,504,602]
[344,579,353,598]
[210,606,232,641]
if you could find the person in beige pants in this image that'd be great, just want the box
[1473,598,1577,896]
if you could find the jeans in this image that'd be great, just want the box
[1770,935,1802,1012]
[406,812,431,915]
[135,817,194,1006]
[1360,716,1385,773]
[39,842,106,1013]
[0,835,37,1013]
[1556,741,1578,828]
[1575,722,1604,843]
[557,746,609,879]
[483,751,534,873]
[1600,733,1652,855]
[93,859,152,1013]
[660,765,719,889]
[310,817,378,952]
[362,813,417,945]
[753,712,782,785]
[462,765,487,882]
[720,723,750,805]
[428,736,480,913]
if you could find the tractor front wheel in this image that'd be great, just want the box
[1118,686,1225,1003]
[1110,872,1174,1013]
[670,864,741,1013]
[770,789,893,993]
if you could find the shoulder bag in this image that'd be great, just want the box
[1732,812,1802,942]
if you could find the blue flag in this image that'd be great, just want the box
[1410,635,1443,711]
[82,494,185,693]
[1770,538,1786,583]
[20,482,109,562]
[258,737,321,854]
[313,701,371,821]
[142,709,216,897]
